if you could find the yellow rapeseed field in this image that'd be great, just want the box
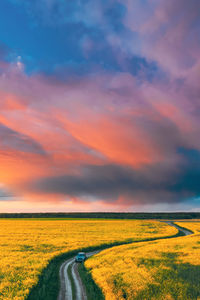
[0,219,176,300]
[85,221,200,300]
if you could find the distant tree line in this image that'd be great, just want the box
[0,212,200,219]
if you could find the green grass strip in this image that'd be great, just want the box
[67,263,76,300]
[78,263,105,300]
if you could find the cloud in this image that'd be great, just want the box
[29,148,200,205]
[0,183,14,200]
[122,0,200,77]
[10,0,112,27]
[0,123,46,155]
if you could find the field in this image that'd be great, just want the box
[85,221,200,300]
[0,219,177,300]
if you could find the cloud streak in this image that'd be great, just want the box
[0,123,46,155]
[29,149,200,205]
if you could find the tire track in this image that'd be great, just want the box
[58,258,74,300]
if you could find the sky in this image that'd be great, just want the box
[0,0,200,212]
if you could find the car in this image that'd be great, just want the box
[75,252,87,262]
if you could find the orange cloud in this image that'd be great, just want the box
[57,111,163,167]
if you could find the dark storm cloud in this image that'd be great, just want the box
[0,123,46,155]
[29,148,200,204]
[0,190,10,198]
[0,186,14,199]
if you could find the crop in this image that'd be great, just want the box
[85,221,200,300]
[0,219,176,300]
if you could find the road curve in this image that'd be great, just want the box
[58,221,193,300]
[165,221,193,236]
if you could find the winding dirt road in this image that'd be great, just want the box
[58,221,193,300]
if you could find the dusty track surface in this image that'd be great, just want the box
[58,222,193,300]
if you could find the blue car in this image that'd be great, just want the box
[75,252,87,263]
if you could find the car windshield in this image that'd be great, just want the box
[78,253,85,257]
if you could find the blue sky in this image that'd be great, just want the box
[0,0,157,78]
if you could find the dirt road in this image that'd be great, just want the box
[58,251,99,300]
[58,222,193,300]
[165,221,193,236]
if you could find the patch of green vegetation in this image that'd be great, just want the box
[78,263,105,300]
[113,273,130,299]
[19,245,34,252]
[2,212,200,219]
[137,257,163,268]
[0,271,5,280]
[19,244,63,253]
[36,244,63,253]
[26,249,75,300]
